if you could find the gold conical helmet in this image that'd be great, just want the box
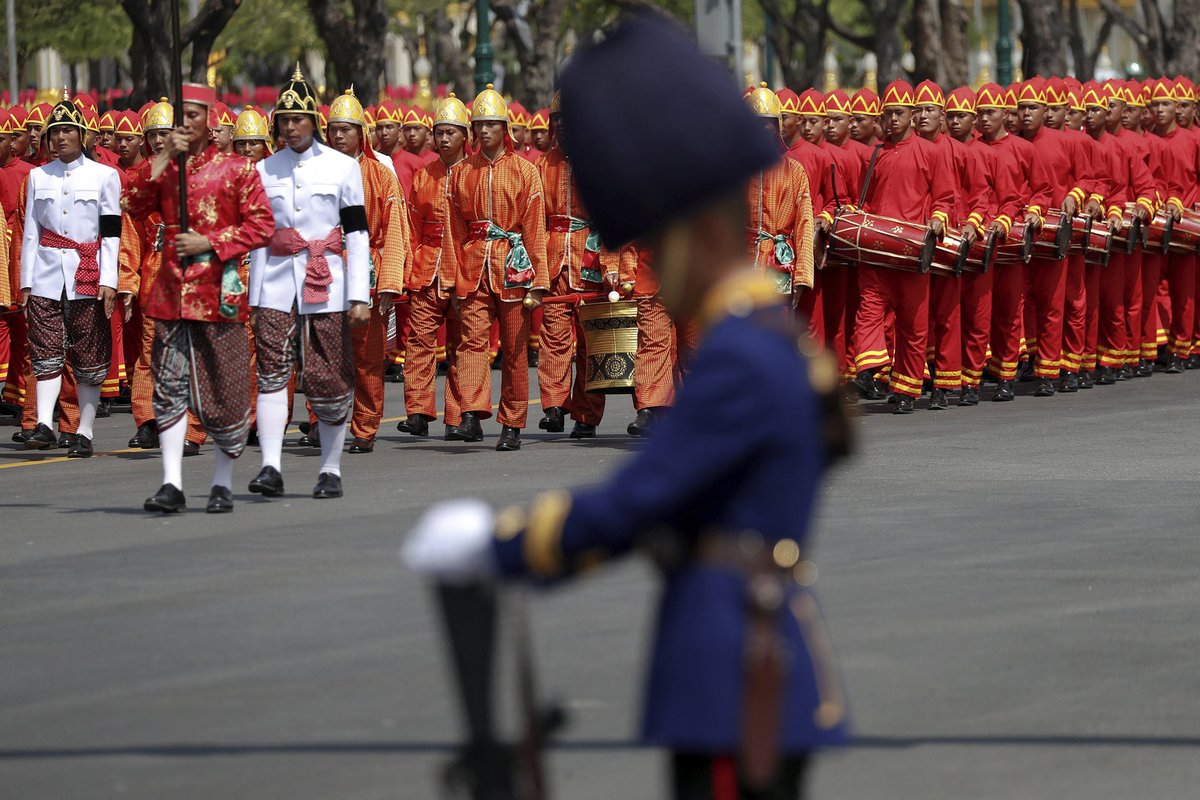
[746,82,782,119]
[328,87,365,126]
[471,83,508,122]
[433,93,470,130]
[549,90,562,116]
[143,97,175,132]
[233,105,271,141]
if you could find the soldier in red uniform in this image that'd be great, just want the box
[124,82,275,514]
[849,89,882,146]
[851,80,955,414]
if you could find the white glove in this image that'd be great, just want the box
[401,498,498,584]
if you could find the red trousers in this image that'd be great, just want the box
[529,306,543,352]
[130,312,156,427]
[928,273,962,390]
[797,280,824,346]
[960,269,992,388]
[1165,254,1196,359]
[674,317,700,380]
[457,287,530,428]
[820,266,847,376]
[633,295,676,411]
[988,262,1025,380]
[536,272,605,425]
[853,265,930,397]
[101,311,125,399]
[1024,257,1067,378]
[1121,250,1143,367]
[387,301,411,367]
[1095,255,1125,370]
[1140,253,1164,360]
[1060,254,1086,374]
[2,311,27,404]
[349,302,389,441]
[404,285,463,426]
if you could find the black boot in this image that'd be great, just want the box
[1188,355,1200,370]
[496,426,521,451]
[398,414,431,436]
[1096,367,1116,385]
[1166,355,1186,374]
[1058,372,1079,393]
[538,406,565,433]
[569,421,597,438]
[144,483,186,513]
[1119,364,1134,381]
[993,380,1016,402]
[453,412,484,442]
[297,428,320,447]
[67,435,93,458]
[892,394,915,415]
[95,399,111,418]
[928,388,949,410]
[206,486,234,513]
[1077,370,1095,389]
[248,466,285,497]
[348,437,375,454]
[1034,377,1056,397]
[443,424,460,441]
[1135,359,1154,378]
[25,423,56,450]
[852,370,885,401]
[959,386,979,406]
[129,421,159,449]
[627,407,658,437]
[528,348,539,368]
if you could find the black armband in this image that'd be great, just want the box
[340,205,369,234]
[100,215,123,238]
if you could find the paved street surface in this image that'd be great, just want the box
[3,368,1199,799]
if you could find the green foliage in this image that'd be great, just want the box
[211,0,320,82]
[18,0,131,61]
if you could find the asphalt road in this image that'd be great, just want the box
[2,368,1199,799]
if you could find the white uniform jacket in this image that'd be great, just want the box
[20,154,122,300]
[250,140,370,315]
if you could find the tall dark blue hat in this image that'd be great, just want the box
[559,15,780,249]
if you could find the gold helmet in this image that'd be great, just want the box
[433,93,470,130]
[276,63,319,118]
[233,105,271,141]
[143,97,175,132]
[328,87,365,126]
[471,83,508,122]
[549,90,562,116]
[746,82,782,119]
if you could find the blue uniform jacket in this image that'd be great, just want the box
[492,271,849,754]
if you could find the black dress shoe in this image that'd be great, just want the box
[95,399,111,418]
[247,427,259,447]
[206,485,234,513]
[348,437,374,454]
[538,406,565,433]
[67,435,93,458]
[57,432,77,449]
[455,412,484,442]
[444,424,460,441]
[491,351,503,371]
[313,472,343,498]
[1058,372,1079,393]
[12,428,32,444]
[144,483,186,513]
[399,414,430,436]
[26,423,56,450]
[248,465,285,497]
[886,392,900,404]
[959,386,979,406]
[1188,355,1200,370]
[569,421,597,438]
[1017,361,1037,382]
[892,394,915,414]
[852,370,885,400]
[496,426,521,451]
[297,430,320,447]
[1077,370,1095,389]
[1096,367,1116,385]
[129,421,159,449]
[993,380,1015,402]
[0,400,22,417]
[627,407,658,437]
[1034,378,1056,397]
[1135,359,1154,378]
[928,388,949,410]
[298,421,312,435]
[183,439,201,456]
[528,349,539,368]
[1119,365,1134,380]
[393,363,405,383]
[1166,355,1186,374]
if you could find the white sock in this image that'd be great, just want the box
[160,420,185,491]
[256,389,289,471]
[76,383,101,440]
[212,447,235,490]
[317,420,347,477]
[35,375,62,428]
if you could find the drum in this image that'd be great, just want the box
[826,210,937,274]
[1083,218,1113,267]
[1168,209,1200,255]
[993,221,1034,265]
[1067,215,1091,257]
[578,298,638,394]
[1114,206,1143,255]
[930,229,971,277]
[961,229,998,274]
[1033,209,1073,260]
[1145,209,1174,254]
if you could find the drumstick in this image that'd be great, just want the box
[523,291,609,308]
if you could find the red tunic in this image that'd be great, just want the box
[817,140,862,225]
[407,157,460,293]
[1154,126,1200,212]
[932,132,990,235]
[860,132,955,226]
[784,139,830,218]
[123,146,274,323]
[1019,126,1090,218]
[981,133,1054,227]
[538,146,622,291]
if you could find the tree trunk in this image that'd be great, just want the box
[940,0,969,87]
[1165,0,1200,76]
[185,0,242,83]
[760,0,831,91]
[121,0,242,104]
[307,0,389,104]
[430,8,474,97]
[911,0,943,84]
[1015,0,1069,77]
[492,0,568,107]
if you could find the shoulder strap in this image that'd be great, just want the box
[858,143,885,208]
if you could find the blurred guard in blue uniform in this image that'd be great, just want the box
[405,14,853,799]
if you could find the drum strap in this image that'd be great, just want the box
[858,143,884,208]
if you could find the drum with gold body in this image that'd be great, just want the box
[578,298,639,394]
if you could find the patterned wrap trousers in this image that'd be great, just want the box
[255,306,354,427]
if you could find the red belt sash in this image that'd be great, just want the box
[40,229,101,296]
[466,220,494,241]
[420,221,445,247]
[270,226,342,304]
[547,214,588,233]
